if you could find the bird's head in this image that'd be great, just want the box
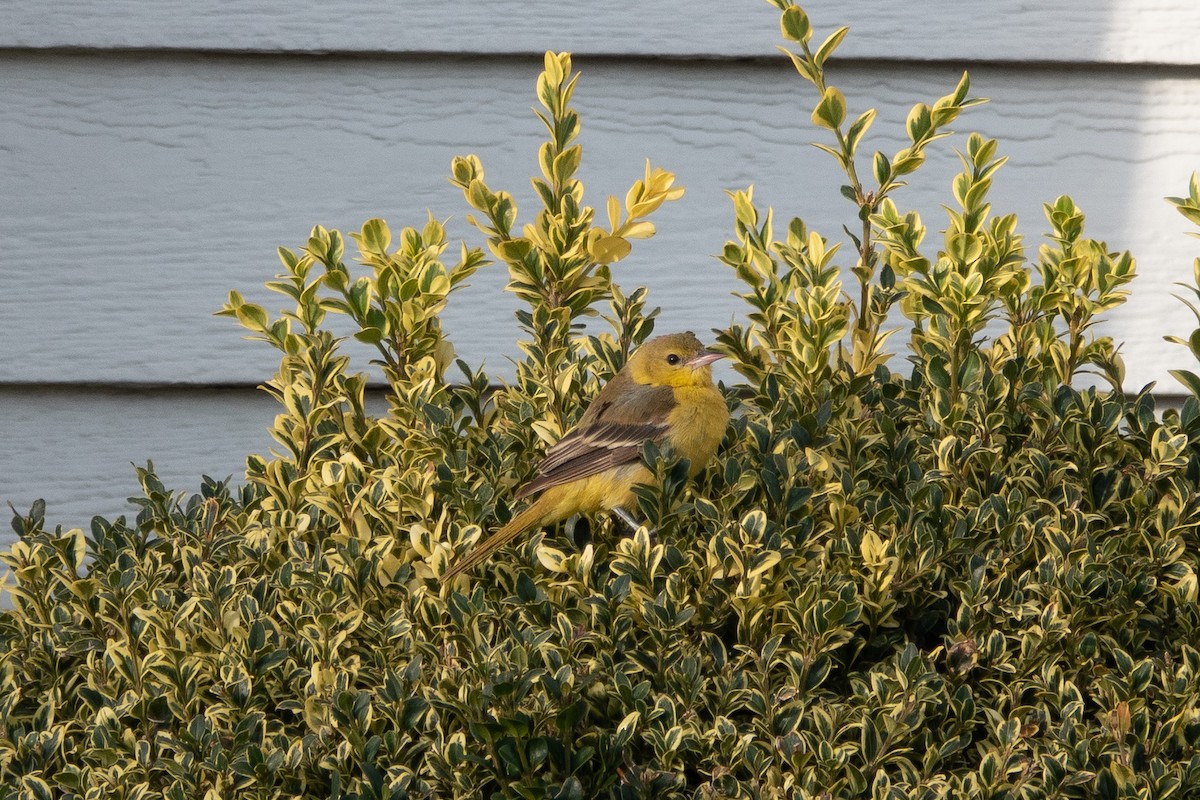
[627,332,724,388]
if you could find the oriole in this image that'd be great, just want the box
[441,332,730,580]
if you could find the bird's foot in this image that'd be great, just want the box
[613,507,657,542]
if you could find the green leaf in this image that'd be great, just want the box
[1170,369,1200,397]
[781,47,819,84]
[814,25,849,66]
[811,86,847,130]
[235,302,269,332]
[927,356,951,390]
[553,145,582,184]
[359,218,391,254]
[845,108,876,155]
[906,103,932,143]
[873,151,892,185]
[780,6,811,43]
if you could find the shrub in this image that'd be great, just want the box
[5,5,1200,798]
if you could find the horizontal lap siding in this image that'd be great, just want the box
[5,0,1199,64]
[2,0,1200,543]
[1,388,278,531]
[2,55,1198,387]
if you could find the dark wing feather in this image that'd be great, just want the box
[516,383,675,499]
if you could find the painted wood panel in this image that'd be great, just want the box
[2,53,1198,392]
[4,0,1199,65]
[0,388,278,550]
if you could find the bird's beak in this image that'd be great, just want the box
[687,349,725,369]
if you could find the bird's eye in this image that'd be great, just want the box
[666,353,681,365]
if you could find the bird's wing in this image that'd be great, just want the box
[516,383,675,499]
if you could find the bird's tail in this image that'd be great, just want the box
[439,496,553,582]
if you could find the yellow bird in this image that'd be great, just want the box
[441,332,730,580]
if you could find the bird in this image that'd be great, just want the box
[440,332,730,581]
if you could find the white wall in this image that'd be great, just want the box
[3,1,1200,542]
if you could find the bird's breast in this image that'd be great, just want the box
[665,386,730,474]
